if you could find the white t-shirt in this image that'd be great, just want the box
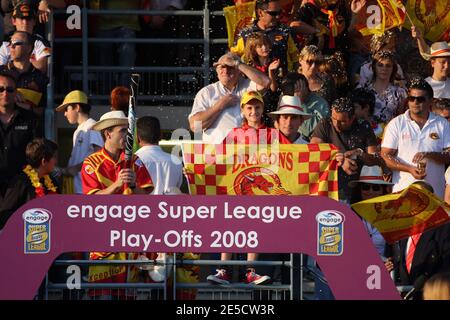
[135,145,183,195]
[425,76,450,99]
[0,37,51,65]
[381,111,450,198]
[189,78,257,144]
[68,118,103,194]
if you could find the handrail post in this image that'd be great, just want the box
[82,0,88,94]
[203,0,210,87]
[45,10,55,140]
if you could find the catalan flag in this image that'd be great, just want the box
[352,184,450,243]
[182,143,338,199]
[356,0,406,36]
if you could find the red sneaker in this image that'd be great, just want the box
[207,269,231,285]
[244,269,271,285]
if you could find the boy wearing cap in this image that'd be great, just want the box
[0,1,52,73]
[425,42,450,99]
[56,90,103,194]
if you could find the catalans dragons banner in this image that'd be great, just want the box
[182,143,338,199]
[352,184,450,244]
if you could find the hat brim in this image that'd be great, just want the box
[55,102,90,112]
[348,179,393,187]
[92,119,128,131]
[269,110,312,119]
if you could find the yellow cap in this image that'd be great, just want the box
[240,91,264,107]
[55,90,88,112]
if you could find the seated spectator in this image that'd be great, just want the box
[280,72,329,141]
[432,98,450,121]
[357,50,407,125]
[298,45,336,104]
[1,30,48,116]
[0,137,58,230]
[55,90,103,194]
[188,52,270,144]
[231,0,299,74]
[357,30,404,87]
[320,51,349,98]
[0,1,52,73]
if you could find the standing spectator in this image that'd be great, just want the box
[280,72,329,141]
[310,97,379,203]
[357,50,407,125]
[432,98,450,122]
[55,90,103,194]
[0,71,40,197]
[1,30,48,116]
[298,45,336,103]
[188,52,269,144]
[135,116,182,195]
[81,110,153,299]
[381,78,450,198]
[0,137,57,230]
[0,1,52,73]
[231,0,299,74]
[270,95,311,144]
[392,181,450,300]
[110,85,130,116]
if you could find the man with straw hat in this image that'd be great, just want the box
[80,110,154,299]
[56,90,103,194]
[81,110,153,195]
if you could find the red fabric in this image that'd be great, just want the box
[81,149,153,195]
[406,233,422,273]
[224,124,291,145]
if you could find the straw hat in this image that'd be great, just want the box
[348,165,393,187]
[55,90,89,112]
[430,42,450,58]
[92,111,128,131]
[269,96,312,119]
[240,90,264,107]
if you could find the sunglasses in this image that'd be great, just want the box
[264,10,282,16]
[361,184,381,192]
[0,86,15,93]
[10,40,27,48]
[407,95,427,103]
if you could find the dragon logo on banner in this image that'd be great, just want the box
[405,0,450,41]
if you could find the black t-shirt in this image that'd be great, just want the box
[312,118,377,201]
[0,107,41,190]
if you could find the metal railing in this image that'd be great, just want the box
[46,1,229,139]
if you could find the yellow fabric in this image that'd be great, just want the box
[357,0,406,36]
[230,36,245,57]
[17,88,42,108]
[62,175,74,194]
[224,2,256,49]
[404,0,450,42]
[287,34,299,72]
[182,143,339,200]
[352,184,450,243]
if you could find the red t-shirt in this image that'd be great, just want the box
[81,148,153,194]
[223,124,291,144]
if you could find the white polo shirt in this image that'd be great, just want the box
[189,78,256,144]
[382,110,450,197]
[135,145,183,195]
[68,118,104,194]
[425,76,450,99]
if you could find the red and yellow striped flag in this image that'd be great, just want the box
[352,184,450,243]
[224,1,255,48]
[182,143,338,199]
[356,0,406,36]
